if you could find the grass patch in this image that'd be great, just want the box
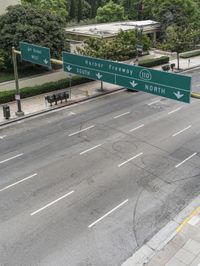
[0,72,14,83]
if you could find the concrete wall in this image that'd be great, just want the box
[0,0,21,15]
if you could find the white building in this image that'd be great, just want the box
[0,0,21,15]
[65,20,160,52]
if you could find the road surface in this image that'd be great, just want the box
[0,78,200,265]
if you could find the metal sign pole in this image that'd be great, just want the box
[69,74,72,99]
[12,47,24,116]
[100,80,103,91]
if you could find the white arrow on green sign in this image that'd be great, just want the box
[20,42,51,68]
[62,52,191,103]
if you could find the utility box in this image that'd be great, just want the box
[2,105,10,119]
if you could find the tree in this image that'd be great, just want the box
[0,5,68,65]
[0,50,5,71]
[163,26,194,69]
[77,0,83,22]
[69,0,77,20]
[22,0,68,21]
[122,0,143,20]
[142,0,200,29]
[96,0,126,22]
[81,0,92,20]
[77,29,150,61]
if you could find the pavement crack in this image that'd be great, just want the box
[132,188,144,248]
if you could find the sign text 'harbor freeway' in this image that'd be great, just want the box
[62,52,191,103]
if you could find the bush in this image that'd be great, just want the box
[139,56,169,67]
[0,76,91,104]
[180,49,200,58]
[0,49,5,71]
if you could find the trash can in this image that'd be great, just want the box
[2,105,10,119]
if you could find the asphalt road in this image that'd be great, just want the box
[0,74,200,266]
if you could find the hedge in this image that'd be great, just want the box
[139,56,169,67]
[0,76,92,104]
[180,49,200,58]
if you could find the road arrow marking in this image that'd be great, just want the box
[174,91,184,99]
[96,73,103,79]
[66,65,72,71]
[130,80,138,88]
[43,59,49,65]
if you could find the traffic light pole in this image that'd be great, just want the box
[12,47,24,116]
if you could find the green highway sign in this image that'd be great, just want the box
[135,44,143,51]
[62,52,191,103]
[63,64,115,84]
[20,42,51,68]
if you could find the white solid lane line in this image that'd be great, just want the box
[175,152,197,168]
[0,135,7,139]
[172,125,191,137]
[88,199,128,228]
[148,99,160,106]
[129,124,144,132]
[168,107,182,115]
[113,112,130,119]
[0,173,37,192]
[80,144,102,155]
[118,152,143,167]
[0,153,23,164]
[68,125,95,137]
[31,190,74,216]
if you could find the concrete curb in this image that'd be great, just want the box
[0,87,124,127]
[121,195,200,266]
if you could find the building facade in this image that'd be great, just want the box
[0,0,21,15]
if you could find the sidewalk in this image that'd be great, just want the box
[146,214,200,266]
[0,81,122,125]
[122,197,200,266]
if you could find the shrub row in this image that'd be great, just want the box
[139,56,169,67]
[0,76,91,104]
[180,49,200,58]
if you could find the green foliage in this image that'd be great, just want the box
[77,29,151,61]
[164,26,193,53]
[142,0,200,30]
[139,56,169,67]
[22,0,68,21]
[180,49,200,58]
[122,0,142,20]
[0,5,68,65]
[77,0,83,22]
[0,50,5,71]
[69,0,92,21]
[0,76,91,104]
[96,0,126,22]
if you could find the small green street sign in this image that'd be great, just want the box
[135,44,143,51]
[20,42,51,68]
[62,52,191,103]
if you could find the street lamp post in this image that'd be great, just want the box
[135,25,143,65]
[12,47,24,116]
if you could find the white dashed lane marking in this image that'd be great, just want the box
[172,125,191,137]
